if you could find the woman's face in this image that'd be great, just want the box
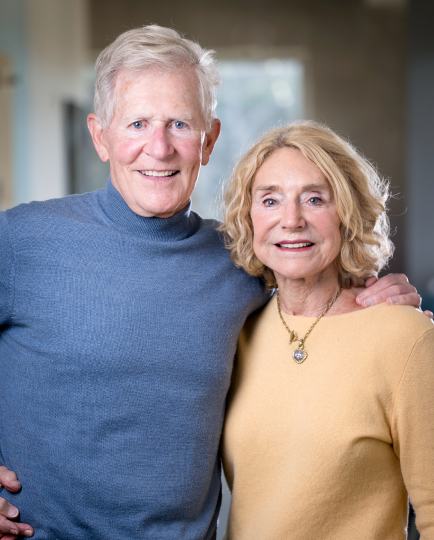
[250,147,342,283]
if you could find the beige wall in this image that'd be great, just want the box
[90,0,407,272]
[27,0,89,201]
[0,53,13,210]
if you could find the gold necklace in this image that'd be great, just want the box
[277,287,343,364]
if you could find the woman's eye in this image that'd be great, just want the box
[263,198,276,207]
[308,197,322,204]
[132,121,143,129]
[174,121,185,129]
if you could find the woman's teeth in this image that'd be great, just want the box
[140,170,178,177]
[279,243,313,249]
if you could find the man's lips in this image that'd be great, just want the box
[275,241,315,251]
[138,170,180,178]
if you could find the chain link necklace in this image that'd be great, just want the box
[277,287,343,364]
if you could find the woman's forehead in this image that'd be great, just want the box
[253,148,329,191]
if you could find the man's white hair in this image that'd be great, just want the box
[94,25,221,131]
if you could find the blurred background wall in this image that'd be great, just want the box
[0,0,432,536]
[1,0,433,302]
[0,0,89,205]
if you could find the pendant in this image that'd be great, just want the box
[288,331,297,344]
[293,349,307,364]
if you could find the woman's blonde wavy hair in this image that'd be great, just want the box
[221,121,394,289]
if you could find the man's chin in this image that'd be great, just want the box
[132,196,190,219]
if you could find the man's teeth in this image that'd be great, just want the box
[280,243,312,249]
[140,170,177,177]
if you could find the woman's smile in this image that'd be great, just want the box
[250,146,341,285]
[275,240,315,252]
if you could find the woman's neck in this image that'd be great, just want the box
[276,266,342,317]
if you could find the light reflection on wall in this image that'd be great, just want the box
[191,58,304,220]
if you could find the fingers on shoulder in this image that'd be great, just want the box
[386,292,422,308]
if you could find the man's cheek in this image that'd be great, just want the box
[115,137,145,161]
[171,129,203,149]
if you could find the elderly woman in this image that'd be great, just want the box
[221,121,434,539]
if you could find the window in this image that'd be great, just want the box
[191,54,305,219]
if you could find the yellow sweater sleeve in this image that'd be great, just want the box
[392,327,434,538]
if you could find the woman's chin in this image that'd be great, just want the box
[273,262,339,285]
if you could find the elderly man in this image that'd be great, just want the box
[0,26,422,540]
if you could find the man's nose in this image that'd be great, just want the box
[144,126,174,160]
[281,202,306,229]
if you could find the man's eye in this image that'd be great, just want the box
[133,121,143,129]
[174,121,185,129]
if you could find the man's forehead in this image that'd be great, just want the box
[112,67,204,122]
[114,66,201,96]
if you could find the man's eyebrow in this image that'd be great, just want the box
[123,113,194,123]
[174,114,194,121]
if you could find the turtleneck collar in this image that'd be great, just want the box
[98,177,198,241]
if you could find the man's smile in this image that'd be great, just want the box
[139,170,180,177]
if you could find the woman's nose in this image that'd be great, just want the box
[280,202,306,229]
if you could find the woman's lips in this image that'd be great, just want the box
[275,241,315,252]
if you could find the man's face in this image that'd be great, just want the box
[88,68,220,218]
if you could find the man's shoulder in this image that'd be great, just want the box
[186,212,224,251]
[189,213,233,251]
[5,190,100,221]
[0,191,107,255]
[191,213,221,233]
[189,211,272,311]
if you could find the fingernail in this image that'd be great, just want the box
[10,480,20,488]
[363,298,373,307]
[8,506,19,518]
[390,296,398,304]
[10,528,18,535]
[24,530,33,537]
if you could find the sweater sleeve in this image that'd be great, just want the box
[391,327,434,539]
[0,211,14,325]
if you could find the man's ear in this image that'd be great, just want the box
[201,119,221,166]
[87,114,109,163]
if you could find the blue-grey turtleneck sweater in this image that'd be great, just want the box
[0,180,269,540]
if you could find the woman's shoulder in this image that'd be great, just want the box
[333,303,434,366]
[322,302,433,347]
[239,295,434,358]
[363,303,434,337]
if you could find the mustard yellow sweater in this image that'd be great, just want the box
[222,300,434,539]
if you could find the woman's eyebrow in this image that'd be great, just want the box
[253,185,278,192]
[253,182,329,193]
[302,182,330,191]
